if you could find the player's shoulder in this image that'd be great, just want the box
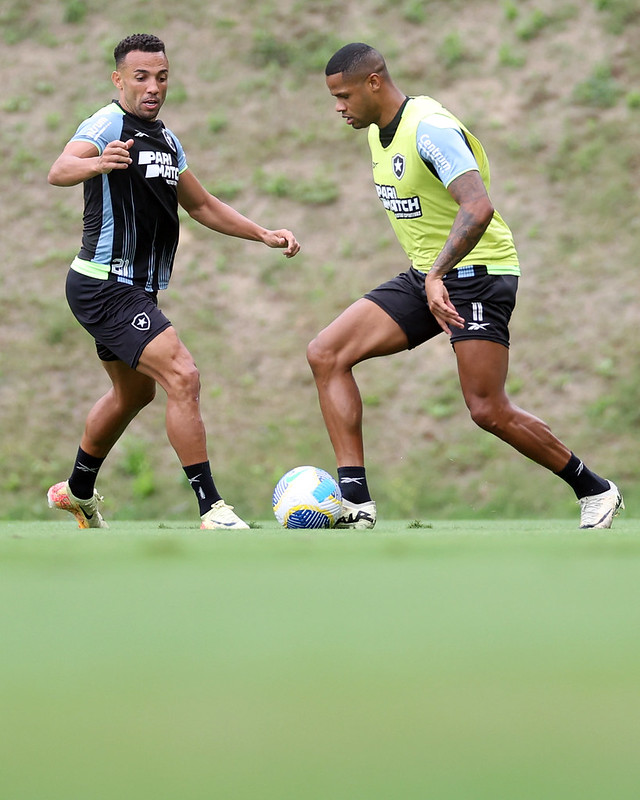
[81,101,124,126]
[72,101,124,144]
[409,96,460,131]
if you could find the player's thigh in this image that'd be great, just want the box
[313,298,410,365]
[454,339,510,403]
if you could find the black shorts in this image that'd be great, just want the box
[364,265,518,349]
[65,270,172,368]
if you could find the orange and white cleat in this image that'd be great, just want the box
[47,481,109,529]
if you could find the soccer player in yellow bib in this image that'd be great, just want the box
[307,42,623,530]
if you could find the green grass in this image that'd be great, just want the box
[2,519,640,799]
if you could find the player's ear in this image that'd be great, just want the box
[111,70,122,89]
[367,72,382,92]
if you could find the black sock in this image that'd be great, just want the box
[184,461,222,516]
[337,466,371,504]
[68,447,105,500]
[555,453,610,499]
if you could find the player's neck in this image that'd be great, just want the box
[378,85,409,128]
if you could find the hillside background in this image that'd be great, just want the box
[1,0,638,522]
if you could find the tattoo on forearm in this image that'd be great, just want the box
[431,206,491,277]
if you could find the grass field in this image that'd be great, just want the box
[2,517,639,800]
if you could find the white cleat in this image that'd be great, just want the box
[47,481,109,529]
[335,499,377,529]
[578,481,624,529]
[200,500,250,530]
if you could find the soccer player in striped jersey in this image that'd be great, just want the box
[46,33,300,530]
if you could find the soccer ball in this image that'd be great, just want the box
[272,465,343,529]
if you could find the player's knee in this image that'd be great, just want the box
[121,387,156,414]
[467,397,504,434]
[168,358,201,399]
[137,382,157,409]
[307,335,336,376]
[113,380,156,415]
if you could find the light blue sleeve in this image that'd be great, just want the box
[416,114,478,187]
[71,106,124,154]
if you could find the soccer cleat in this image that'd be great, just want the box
[335,499,377,529]
[47,481,109,529]
[578,481,624,529]
[200,500,250,530]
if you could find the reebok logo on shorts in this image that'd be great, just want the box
[131,312,151,331]
[467,302,490,331]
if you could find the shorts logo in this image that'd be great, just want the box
[131,312,151,331]
[467,301,490,331]
[392,154,405,179]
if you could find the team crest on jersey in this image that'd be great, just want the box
[131,313,151,331]
[392,153,405,180]
[162,129,177,152]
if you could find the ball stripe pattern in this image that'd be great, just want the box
[273,466,342,529]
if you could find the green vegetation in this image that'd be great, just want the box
[254,167,340,205]
[62,0,88,24]
[573,62,623,108]
[437,31,466,70]
[1,0,638,522]
[516,8,554,40]
[498,41,527,68]
[2,519,640,799]
[593,0,640,33]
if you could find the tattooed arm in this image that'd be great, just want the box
[425,170,494,333]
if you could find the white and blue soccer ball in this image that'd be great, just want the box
[272,465,342,529]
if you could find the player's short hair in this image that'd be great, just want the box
[113,33,166,67]
[325,42,386,78]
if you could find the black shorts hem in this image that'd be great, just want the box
[449,332,511,349]
[96,319,173,367]
[364,292,441,350]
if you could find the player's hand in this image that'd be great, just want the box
[97,139,134,173]
[425,272,465,335]
[264,229,300,258]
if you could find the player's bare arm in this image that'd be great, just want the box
[425,170,494,333]
[177,169,300,257]
[48,139,134,187]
